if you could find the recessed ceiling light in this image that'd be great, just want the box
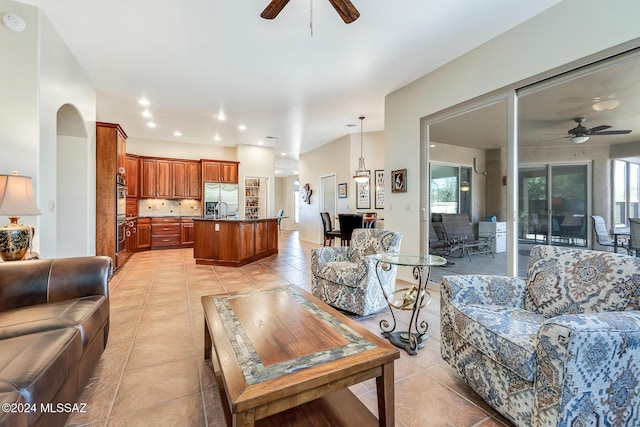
[147,121,156,128]
[592,99,620,111]
[238,124,247,131]
[213,134,221,141]
[280,152,286,156]
[3,13,26,32]
[142,110,152,118]
[174,131,182,137]
[430,144,436,148]
[217,112,226,121]
[258,140,264,145]
[139,98,150,106]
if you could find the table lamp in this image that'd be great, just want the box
[0,172,41,261]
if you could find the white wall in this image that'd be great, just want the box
[1,0,96,258]
[0,0,39,244]
[127,137,237,161]
[237,145,276,217]
[275,176,298,231]
[385,0,640,267]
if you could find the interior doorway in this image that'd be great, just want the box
[56,104,90,257]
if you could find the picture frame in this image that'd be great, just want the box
[391,168,407,193]
[338,182,347,199]
[356,173,371,209]
[374,170,385,209]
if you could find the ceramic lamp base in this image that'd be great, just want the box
[0,222,31,261]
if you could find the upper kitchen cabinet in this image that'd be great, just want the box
[139,158,156,198]
[125,154,138,198]
[155,159,172,198]
[202,160,239,183]
[140,157,171,198]
[173,160,201,199]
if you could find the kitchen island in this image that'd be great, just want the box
[193,217,279,267]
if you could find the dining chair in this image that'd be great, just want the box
[337,214,364,246]
[591,215,629,254]
[276,209,284,233]
[320,212,340,246]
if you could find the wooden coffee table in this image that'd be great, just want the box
[202,286,399,426]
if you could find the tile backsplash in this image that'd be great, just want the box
[138,199,202,217]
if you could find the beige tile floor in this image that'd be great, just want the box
[67,231,514,427]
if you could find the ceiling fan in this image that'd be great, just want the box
[261,0,360,24]
[565,117,631,143]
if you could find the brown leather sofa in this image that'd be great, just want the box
[0,256,112,427]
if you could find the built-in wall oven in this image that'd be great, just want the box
[116,174,127,259]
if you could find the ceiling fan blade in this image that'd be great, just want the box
[588,125,611,133]
[592,129,632,135]
[328,0,360,23]
[261,0,291,19]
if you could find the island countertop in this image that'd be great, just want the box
[194,216,285,222]
[193,217,279,267]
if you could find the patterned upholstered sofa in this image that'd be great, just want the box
[311,229,402,316]
[441,245,640,426]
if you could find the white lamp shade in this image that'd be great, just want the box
[0,174,41,216]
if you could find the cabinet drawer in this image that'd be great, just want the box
[151,217,180,224]
[151,234,181,247]
[151,224,181,235]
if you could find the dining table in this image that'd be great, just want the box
[611,228,630,253]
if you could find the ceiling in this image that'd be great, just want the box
[18,0,562,175]
[430,53,640,151]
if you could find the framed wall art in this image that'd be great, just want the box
[374,170,385,209]
[338,182,347,198]
[391,168,407,193]
[356,173,370,209]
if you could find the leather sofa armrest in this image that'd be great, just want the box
[47,256,113,302]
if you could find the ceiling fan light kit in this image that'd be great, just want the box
[570,136,589,144]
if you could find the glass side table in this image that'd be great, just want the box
[372,254,447,355]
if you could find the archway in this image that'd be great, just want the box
[56,104,90,257]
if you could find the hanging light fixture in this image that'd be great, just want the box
[353,116,370,183]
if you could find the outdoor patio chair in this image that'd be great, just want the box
[629,218,640,257]
[591,215,630,254]
[440,213,493,261]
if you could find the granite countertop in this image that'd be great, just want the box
[195,216,285,222]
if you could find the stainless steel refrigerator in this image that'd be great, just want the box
[203,183,239,218]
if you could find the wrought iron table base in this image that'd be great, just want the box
[374,254,446,356]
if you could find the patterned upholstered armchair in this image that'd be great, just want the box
[311,229,402,316]
[441,245,640,427]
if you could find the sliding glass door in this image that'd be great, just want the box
[519,163,589,248]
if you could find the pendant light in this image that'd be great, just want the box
[353,116,370,183]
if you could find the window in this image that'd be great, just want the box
[293,180,300,224]
[430,164,472,215]
[614,160,640,228]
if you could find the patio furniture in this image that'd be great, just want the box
[591,215,629,254]
[629,218,640,257]
[429,222,453,257]
[440,213,493,261]
[338,213,364,246]
[320,212,340,246]
[441,244,640,426]
[311,229,402,316]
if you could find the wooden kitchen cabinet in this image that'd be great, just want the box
[181,218,195,246]
[137,217,151,249]
[125,155,139,198]
[96,122,128,268]
[139,157,172,198]
[201,160,238,183]
[173,161,201,199]
[151,217,181,248]
[155,160,172,198]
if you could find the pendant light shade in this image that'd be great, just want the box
[353,116,369,183]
